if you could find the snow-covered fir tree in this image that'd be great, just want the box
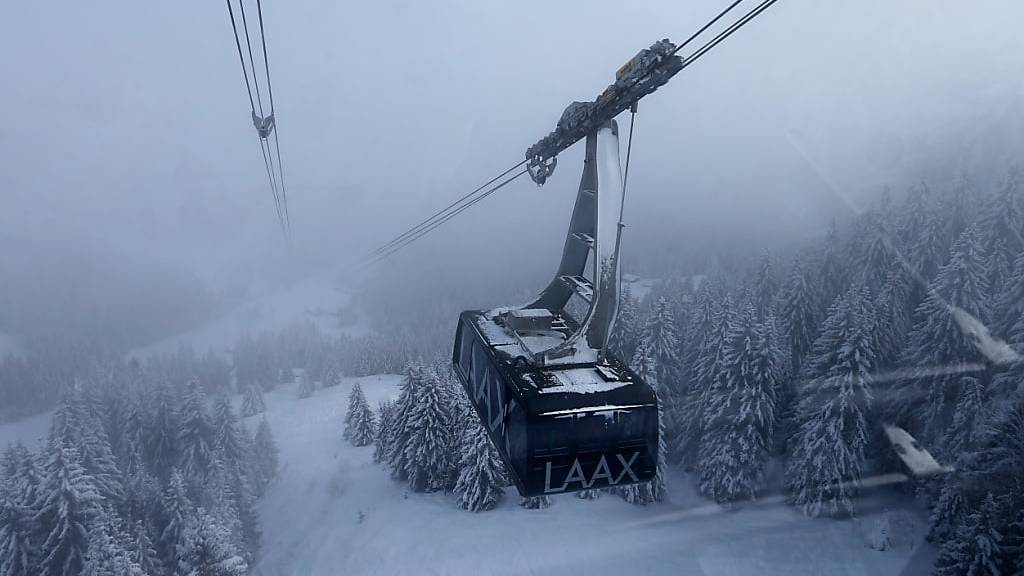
[608,283,642,363]
[34,443,100,576]
[296,371,315,399]
[178,381,216,487]
[751,252,778,320]
[680,293,734,468]
[385,367,423,480]
[698,303,778,502]
[519,496,551,509]
[145,384,180,481]
[176,509,248,576]
[404,370,452,492]
[817,219,847,312]
[642,296,683,392]
[251,418,279,496]
[454,421,506,512]
[373,399,396,464]
[212,395,247,473]
[82,510,145,576]
[623,339,668,504]
[855,211,894,292]
[907,204,949,286]
[979,168,1022,296]
[323,364,342,388]
[786,287,877,517]
[934,493,1004,576]
[131,520,162,576]
[344,382,377,446]
[873,260,915,368]
[0,482,35,576]
[240,384,265,417]
[994,252,1024,337]
[892,225,991,451]
[780,258,819,376]
[158,469,192,567]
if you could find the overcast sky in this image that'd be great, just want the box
[1,0,1022,322]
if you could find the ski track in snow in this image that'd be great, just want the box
[243,376,930,576]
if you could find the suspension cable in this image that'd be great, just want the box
[366,169,528,265]
[256,0,276,114]
[237,0,266,119]
[364,0,781,265]
[254,0,289,231]
[226,0,291,238]
[225,0,256,114]
[258,137,287,235]
[369,160,527,257]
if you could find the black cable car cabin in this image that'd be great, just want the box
[452,120,659,497]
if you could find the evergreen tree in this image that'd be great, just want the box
[818,219,847,312]
[454,422,506,512]
[131,521,162,576]
[608,283,642,363]
[404,371,452,492]
[698,303,778,502]
[0,485,35,576]
[624,339,668,505]
[145,384,180,481]
[178,381,216,487]
[77,404,124,506]
[856,212,893,292]
[159,469,192,566]
[907,205,949,285]
[212,395,247,473]
[240,384,265,418]
[373,399,395,464]
[893,226,991,450]
[323,365,342,388]
[297,371,315,399]
[120,393,147,472]
[992,301,1024,402]
[994,252,1024,337]
[786,288,876,517]
[874,260,915,367]
[680,294,733,468]
[934,493,1004,576]
[34,444,100,576]
[980,168,1023,296]
[82,510,145,576]
[176,509,248,576]
[386,367,422,480]
[642,297,683,391]
[519,496,551,509]
[780,258,819,376]
[344,383,377,447]
[251,418,279,496]
[752,252,778,320]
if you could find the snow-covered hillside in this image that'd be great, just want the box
[133,278,364,358]
[250,376,932,576]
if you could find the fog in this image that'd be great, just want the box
[1,0,1022,349]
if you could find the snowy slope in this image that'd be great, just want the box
[251,376,930,576]
[133,278,364,358]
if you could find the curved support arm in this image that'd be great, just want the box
[517,120,625,366]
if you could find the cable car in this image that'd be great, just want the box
[453,119,659,497]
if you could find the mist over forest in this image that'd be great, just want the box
[1,1,1024,575]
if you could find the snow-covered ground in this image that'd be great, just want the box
[133,278,364,358]
[250,376,933,576]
